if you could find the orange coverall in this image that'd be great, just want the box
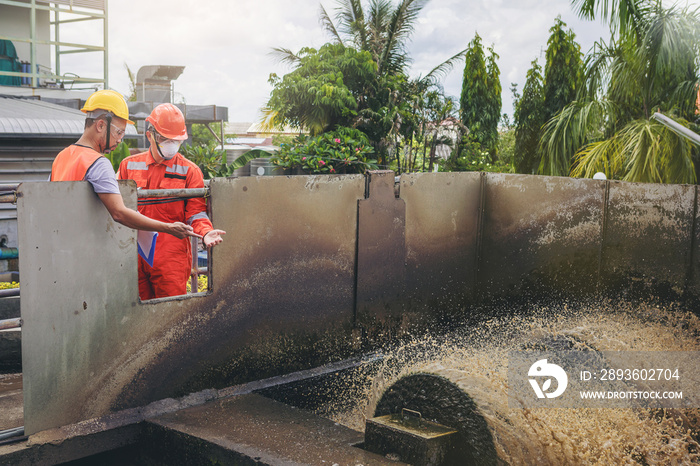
[118,151,213,299]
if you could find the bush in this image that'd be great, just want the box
[105,142,133,172]
[271,127,378,174]
[441,138,513,173]
[180,143,227,179]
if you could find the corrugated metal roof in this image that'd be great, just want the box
[0,96,137,136]
[225,122,254,135]
[0,96,85,136]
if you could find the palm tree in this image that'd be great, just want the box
[539,2,700,183]
[320,0,428,75]
[319,0,467,167]
[571,0,649,38]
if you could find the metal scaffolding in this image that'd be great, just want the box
[0,0,108,88]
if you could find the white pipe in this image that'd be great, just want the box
[651,112,700,146]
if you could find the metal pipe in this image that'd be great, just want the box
[0,289,20,298]
[0,427,24,441]
[103,0,109,89]
[190,237,198,293]
[54,7,60,78]
[0,248,18,259]
[30,0,36,88]
[137,188,208,199]
[0,193,16,204]
[0,318,21,330]
[651,112,700,146]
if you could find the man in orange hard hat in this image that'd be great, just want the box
[118,103,225,300]
[51,89,198,240]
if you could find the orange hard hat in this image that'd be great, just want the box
[146,103,188,140]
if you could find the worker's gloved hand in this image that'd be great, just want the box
[203,229,226,247]
[168,222,201,239]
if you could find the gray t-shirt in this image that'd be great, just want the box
[85,157,120,194]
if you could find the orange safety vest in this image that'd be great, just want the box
[50,144,103,181]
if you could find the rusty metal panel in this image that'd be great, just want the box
[690,187,700,299]
[112,175,367,409]
[401,172,481,312]
[17,181,139,435]
[602,181,695,297]
[17,175,366,434]
[479,174,605,298]
[356,171,406,331]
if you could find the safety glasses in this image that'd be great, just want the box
[152,130,176,145]
[109,123,126,138]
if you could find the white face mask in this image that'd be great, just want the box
[157,140,181,160]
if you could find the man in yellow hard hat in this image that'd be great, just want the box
[118,103,225,299]
[51,89,198,240]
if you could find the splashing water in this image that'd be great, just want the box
[319,300,700,465]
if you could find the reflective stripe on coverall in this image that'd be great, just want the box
[118,151,213,299]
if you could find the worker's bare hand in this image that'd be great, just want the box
[203,229,226,247]
[168,222,201,240]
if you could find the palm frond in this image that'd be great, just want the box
[269,47,303,66]
[539,99,615,176]
[571,138,623,178]
[422,48,468,85]
[336,0,369,49]
[571,0,656,39]
[378,0,429,73]
[319,4,345,45]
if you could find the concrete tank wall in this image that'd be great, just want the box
[17,172,700,434]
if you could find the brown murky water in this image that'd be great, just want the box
[322,300,700,464]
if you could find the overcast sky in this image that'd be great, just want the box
[58,0,699,123]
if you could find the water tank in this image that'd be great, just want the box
[224,144,252,177]
[250,158,276,176]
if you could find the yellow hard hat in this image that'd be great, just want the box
[81,89,134,124]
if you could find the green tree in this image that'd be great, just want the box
[542,17,585,122]
[541,3,700,183]
[459,33,489,149]
[485,45,502,156]
[538,17,586,175]
[514,60,546,174]
[267,0,466,169]
[263,43,377,135]
[458,34,502,159]
[317,0,466,166]
[571,0,647,38]
[497,114,516,170]
[320,0,430,76]
[124,63,137,102]
[190,122,223,147]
